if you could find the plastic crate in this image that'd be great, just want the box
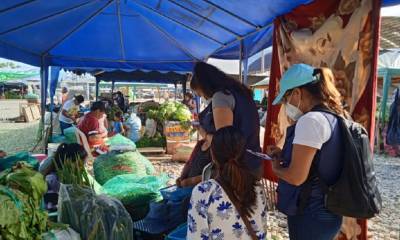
[165,223,187,240]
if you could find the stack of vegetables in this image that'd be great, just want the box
[0,162,48,240]
[57,154,133,240]
[94,135,168,220]
[137,101,192,148]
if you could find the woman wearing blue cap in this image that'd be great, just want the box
[267,64,347,239]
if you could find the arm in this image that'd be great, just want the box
[180,175,202,187]
[213,107,233,130]
[272,144,317,186]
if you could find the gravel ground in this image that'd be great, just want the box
[0,122,398,239]
[0,121,39,154]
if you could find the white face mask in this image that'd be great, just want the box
[285,103,303,121]
[284,91,303,121]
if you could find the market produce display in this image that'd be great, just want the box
[57,184,133,240]
[135,133,166,148]
[94,151,155,185]
[102,174,168,205]
[147,101,192,126]
[0,151,39,171]
[0,162,48,240]
[102,174,168,221]
[106,134,136,151]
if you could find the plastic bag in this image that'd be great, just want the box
[0,152,39,171]
[94,151,155,185]
[63,127,77,144]
[144,119,157,138]
[387,88,400,145]
[106,134,136,150]
[102,174,168,204]
[126,113,142,142]
[42,227,81,240]
[57,184,133,240]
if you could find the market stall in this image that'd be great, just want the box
[1,0,399,239]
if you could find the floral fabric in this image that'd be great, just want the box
[187,179,268,240]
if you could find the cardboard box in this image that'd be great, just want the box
[164,121,190,142]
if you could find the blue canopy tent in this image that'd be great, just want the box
[0,0,399,139]
[0,0,318,126]
[378,51,400,121]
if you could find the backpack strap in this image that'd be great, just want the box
[216,179,258,240]
[296,107,336,214]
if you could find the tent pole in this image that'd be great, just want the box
[174,83,177,100]
[40,61,49,154]
[380,71,391,122]
[239,40,244,83]
[111,81,115,95]
[95,79,99,101]
[243,57,248,86]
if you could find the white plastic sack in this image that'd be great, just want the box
[126,113,142,142]
[144,119,157,138]
[45,111,60,133]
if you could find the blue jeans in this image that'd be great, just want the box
[287,202,342,240]
[59,121,72,135]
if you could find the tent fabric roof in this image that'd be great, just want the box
[251,77,269,88]
[95,69,188,84]
[380,17,400,49]
[0,0,314,71]
[378,51,400,69]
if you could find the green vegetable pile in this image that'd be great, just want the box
[148,101,192,124]
[0,162,48,240]
[135,133,166,148]
[94,151,155,185]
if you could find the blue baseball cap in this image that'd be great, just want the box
[272,64,316,105]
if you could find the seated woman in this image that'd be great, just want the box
[176,126,212,188]
[187,126,267,240]
[78,101,107,148]
[39,143,87,210]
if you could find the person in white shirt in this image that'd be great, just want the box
[266,64,348,239]
[59,95,84,135]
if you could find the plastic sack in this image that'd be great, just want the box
[126,113,142,142]
[94,151,155,185]
[106,134,136,150]
[42,227,81,240]
[57,184,133,240]
[0,152,39,171]
[144,119,157,138]
[102,174,168,205]
[63,127,77,144]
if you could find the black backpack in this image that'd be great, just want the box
[300,107,382,219]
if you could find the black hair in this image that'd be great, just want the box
[91,101,106,112]
[53,143,87,169]
[211,126,258,218]
[74,95,84,104]
[190,62,253,100]
[114,111,122,119]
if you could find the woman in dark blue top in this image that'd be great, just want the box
[190,62,262,177]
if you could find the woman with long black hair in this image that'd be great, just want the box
[190,62,262,175]
[187,126,267,240]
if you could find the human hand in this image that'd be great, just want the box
[266,145,282,159]
[176,178,182,187]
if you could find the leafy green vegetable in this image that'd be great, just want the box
[0,163,49,240]
[135,134,166,148]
